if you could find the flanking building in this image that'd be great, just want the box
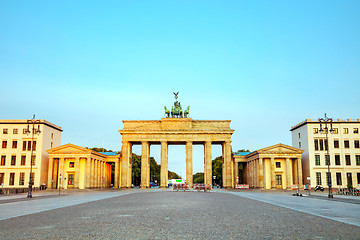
[290,118,360,189]
[0,119,62,192]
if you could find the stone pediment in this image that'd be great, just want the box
[256,143,303,154]
[47,143,92,155]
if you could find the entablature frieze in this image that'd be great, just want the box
[246,153,302,162]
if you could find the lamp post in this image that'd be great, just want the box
[319,113,334,198]
[25,114,41,198]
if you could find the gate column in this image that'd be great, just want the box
[121,141,132,188]
[204,141,212,186]
[223,141,232,188]
[141,141,150,188]
[160,141,168,188]
[186,141,193,188]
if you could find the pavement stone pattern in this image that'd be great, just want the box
[0,190,359,239]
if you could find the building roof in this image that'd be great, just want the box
[99,152,119,156]
[0,119,62,132]
[233,152,251,156]
[290,118,360,131]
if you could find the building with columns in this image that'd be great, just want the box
[233,144,304,189]
[47,144,115,189]
[291,118,360,188]
[0,119,62,192]
[119,118,234,188]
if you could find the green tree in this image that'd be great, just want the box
[193,172,204,183]
[212,156,222,186]
[168,171,181,180]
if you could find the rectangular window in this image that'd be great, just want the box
[313,128,318,134]
[343,128,349,134]
[275,162,281,168]
[336,173,342,185]
[315,155,320,165]
[19,172,25,185]
[3,129,8,134]
[345,155,351,165]
[334,140,339,148]
[68,174,74,185]
[333,128,338,134]
[316,172,322,185]
[357,173,360,186]
[298,133,301,139]
[356,155,360,166]
[9,173,15,185]
[23,128,27,134]
[344,140,350,148]
[11,155,16,166]
[51,142,53,148]
[325,155,330,165]
[22,141,27,151]
[2,141,7,149]
[32,141,36,151]
[314,139,319,151]
[298,142,301,148]
[21,155,26,166]
[319,139,324,151]
[51,133,54,139]
[31,155,36,166]
[13,129,18,134]
[0,173,4,185]
[354,128,359,134]
[30,172,35,184]
[69,162,75,168]
[12,140,17,149]
[326,172,332,186]
[347,173,352,187]
[335,155,340,165]
[276,175,282,185]
[0,156,5,166]
[355,140,359,148]
[27,141,31,151]
[324,139,328,151]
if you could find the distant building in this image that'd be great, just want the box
[0,119,62,192]
[290,118,360,188]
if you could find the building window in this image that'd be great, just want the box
[335,155,340,165]
[298,142,301,148]
[336,173,342,185]
[357,173,360,186]
[334,140,339,148]
[19,172,25,185]
[324,139,328,151]
[356,155,360,166]
[0,156,5,166]
[12,140,17,149]
[2,141,7,149]
[30,173,35,184]
[11,155,16,166]
[354,128,359,134]
[333,128,338,134]
[69,162,74,168]
[319,139,324,151]
[347,173,352,187]
[276,175,282,185]
[344,140,350,148]
[3,129,8,134]
[22,141,27,151]
[325,155,330,165]
[355,140,359,149]
[13,129,18,134]
[343,128,349,134]
[345,155,351,165]
[51,133,54,139]
[27,141,31,151]
[31,155,36,166]
[314,139,319,151]
[313,128,318,134]
[23,129,27,134]
[0,173,4,185]
[326,172,332,186]
[32,141,36,151]
[9,173,15,185]
[68,174,74,185]
[316,172,322,185]
[298,133,301,139]
[315,155,320,165]
[21,156,26,165]
[51,142,53,148]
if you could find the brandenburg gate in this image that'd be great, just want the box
[119,118,234,188]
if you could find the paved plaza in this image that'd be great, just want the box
[0,189,359,239]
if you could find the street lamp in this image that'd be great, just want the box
[319,113,334,198]
[25,114,41,198]
[213,175,216,188]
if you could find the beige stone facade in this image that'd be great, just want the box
[119,118,234,188]
[233,144,304,190]
[47,144,114,189]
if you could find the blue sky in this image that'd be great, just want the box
[1,1,359,178]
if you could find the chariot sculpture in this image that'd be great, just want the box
[164,92,190,118]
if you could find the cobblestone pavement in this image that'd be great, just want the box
[0,190,359,239]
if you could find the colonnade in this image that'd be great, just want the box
[120,140,233,188]
[47,157,112,189]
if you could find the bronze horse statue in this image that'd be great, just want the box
[184,106,190,118]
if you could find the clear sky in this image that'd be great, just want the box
[1,1,359,178]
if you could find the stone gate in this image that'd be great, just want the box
[119,118,234,188]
